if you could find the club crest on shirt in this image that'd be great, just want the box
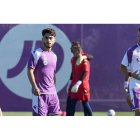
[42,53,46,56]
[43,60,48,65]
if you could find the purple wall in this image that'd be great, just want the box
[0,24,139,111]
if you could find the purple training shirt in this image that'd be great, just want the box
[28,47,57,94]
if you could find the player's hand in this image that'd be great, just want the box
[66,80,72,94]
[33,87,41,96]
[124,81,129,93]
[124,87,128,93]
[131,70,140,80]
[82,55,87,59]
[71,81,82,93]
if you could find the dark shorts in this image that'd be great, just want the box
[32,93,60,116]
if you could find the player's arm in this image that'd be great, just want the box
[54,53,57,86]
[71,59,89,93]
[124,76,130,93]
[27,53,40,96]
[86,54,93,60]
[77,54,93,66]
[80,71,87,81]
[71,71,87,93]
[125,75,130,81]
[27,67,40,96]
[120,52,140,80]
[82,54,93,61]
[120,64,140,80]
[120,64,131,77]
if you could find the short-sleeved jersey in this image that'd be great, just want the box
[71,53,89,84]
[27,47,57,94]
[68,53,89,96]
[121,43,140,90]
[75,59,90,83]
[71,53,89,82]
[71,59,90,101]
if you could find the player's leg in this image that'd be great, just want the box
[126,94,132,110]
[83,107,88,116]
[47,94,61,116]
[0,107,2,116]
[82,101,93,116]
[66,96,71,116]
[32,94,48,116]
[68,99,78,116]
[130,89,140,116]
[134,109,140,116]
[81,102,89,116]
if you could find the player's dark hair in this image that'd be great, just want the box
[42,28,56,37]
[138,28,140,32]
[71,41,83,53]
[72,41,81,48]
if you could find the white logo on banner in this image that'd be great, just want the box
[0,24,72,99]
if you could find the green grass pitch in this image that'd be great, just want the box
[2,112,133,116]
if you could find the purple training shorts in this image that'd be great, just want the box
[131,88,140,111]
[32,93,61,116]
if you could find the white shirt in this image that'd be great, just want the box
[121,43,140,90]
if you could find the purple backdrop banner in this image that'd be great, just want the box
[0,24,139,111]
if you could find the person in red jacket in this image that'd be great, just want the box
[66,42,93,116]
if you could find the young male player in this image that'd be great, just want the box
[66,42,93,116]
[27,28,61,116]
[120,28,140,116]
[67,42,93,116]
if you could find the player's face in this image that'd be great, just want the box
[71,45,80,57]
[42,33,56,48]
[137,31,140,45]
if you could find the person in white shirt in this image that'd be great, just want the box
[120,28,140,116]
